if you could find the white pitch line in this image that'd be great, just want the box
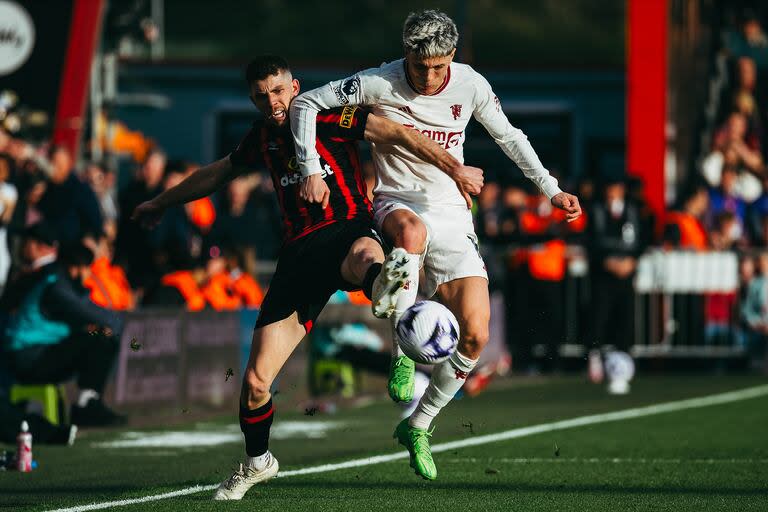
[44,383,768,512]
[444,457,768,464]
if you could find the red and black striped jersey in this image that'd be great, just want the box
[229,106,373,242]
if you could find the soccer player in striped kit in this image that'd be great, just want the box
[290,10,582,480]
[132,55,483,499]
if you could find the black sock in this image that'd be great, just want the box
[239,398,274,457]
[362,262,383,300]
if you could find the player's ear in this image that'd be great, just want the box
[448,48,457,61]
[292,78,300,98]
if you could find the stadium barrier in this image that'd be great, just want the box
[113,304,389,409]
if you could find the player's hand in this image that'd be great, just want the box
[300,173,330,208]
[451,165,483,208]
[452,165,484,195]
[551,192,582,222]
[131,200,165,229]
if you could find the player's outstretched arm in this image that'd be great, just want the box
[131,156,238,228]
[364,114,483,208]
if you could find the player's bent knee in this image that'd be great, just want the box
[396,220,427,253]
[350,237,383,264]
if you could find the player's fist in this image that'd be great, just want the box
[131,200,165,229]
[300,173,330,209]
[551,192,582,222]
[452,165,484,196]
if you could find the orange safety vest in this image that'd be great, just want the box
[188,197,216,230]
[161,271,207,311]
[527,240,567,281]
[85,257,134,310]
[519,205,577,282]
[346,289,372,306]
[231,272,265,308]
[201,272,242,311]
[666,212,707,250]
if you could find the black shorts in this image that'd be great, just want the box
[255,219,380,333]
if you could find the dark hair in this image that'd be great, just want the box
[59,243,94,268]
[245,55,290,85]
[22,222,58,247]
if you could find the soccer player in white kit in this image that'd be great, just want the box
[290,10,582,480]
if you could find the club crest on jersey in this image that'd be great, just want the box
[450,104,462,120]
[342,76,360,96]
[339,106,357,128]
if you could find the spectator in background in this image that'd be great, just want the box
[627,176,657,248]
[746,174,768,244]
[708,166,748,229]
[498,181,528,243]
[38,145,104,246]
[740,252,768,370]
[725,10,768,70]
[588,176,644,352]
[211,176,260,276]
[734,254,756,351]
[200,245,242,311]
[82,237,134,311]
[84,161,119,242]
[0,153,17,291]
[1,223,126,427]
[706,111,764,202]
[149,165,204,275]
[141,240,206,311]
[115,148,166,291]
[475,181,501,242]
[514,184,585,372]
[710,211,746,251]
[223,243,264,308]
[663,183,709,250]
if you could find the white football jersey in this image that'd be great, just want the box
[290,59,562,207]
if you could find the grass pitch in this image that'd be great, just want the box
[1,375,766,511]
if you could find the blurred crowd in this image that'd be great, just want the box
[2,8,768,377]
[0,129,278,313]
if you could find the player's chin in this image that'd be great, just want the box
[268,116,288,127]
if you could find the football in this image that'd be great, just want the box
[396,300,460,364]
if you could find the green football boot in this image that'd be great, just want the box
[393,418,437,480]
[388,355,416,403]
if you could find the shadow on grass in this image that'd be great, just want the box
[229,480,768,498]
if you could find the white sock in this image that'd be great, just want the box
[409,350,478,430]
[77,389,100,407]
[390,319,405,357]
[246,450,272,471]
[391,251,421,359]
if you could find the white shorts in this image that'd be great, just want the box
[373,196,488,298]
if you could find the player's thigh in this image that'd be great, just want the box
[436,276,491,358]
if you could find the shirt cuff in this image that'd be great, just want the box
[299,158,323,177]
[541,180,563,200]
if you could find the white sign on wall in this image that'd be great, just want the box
[0,0,35,76]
